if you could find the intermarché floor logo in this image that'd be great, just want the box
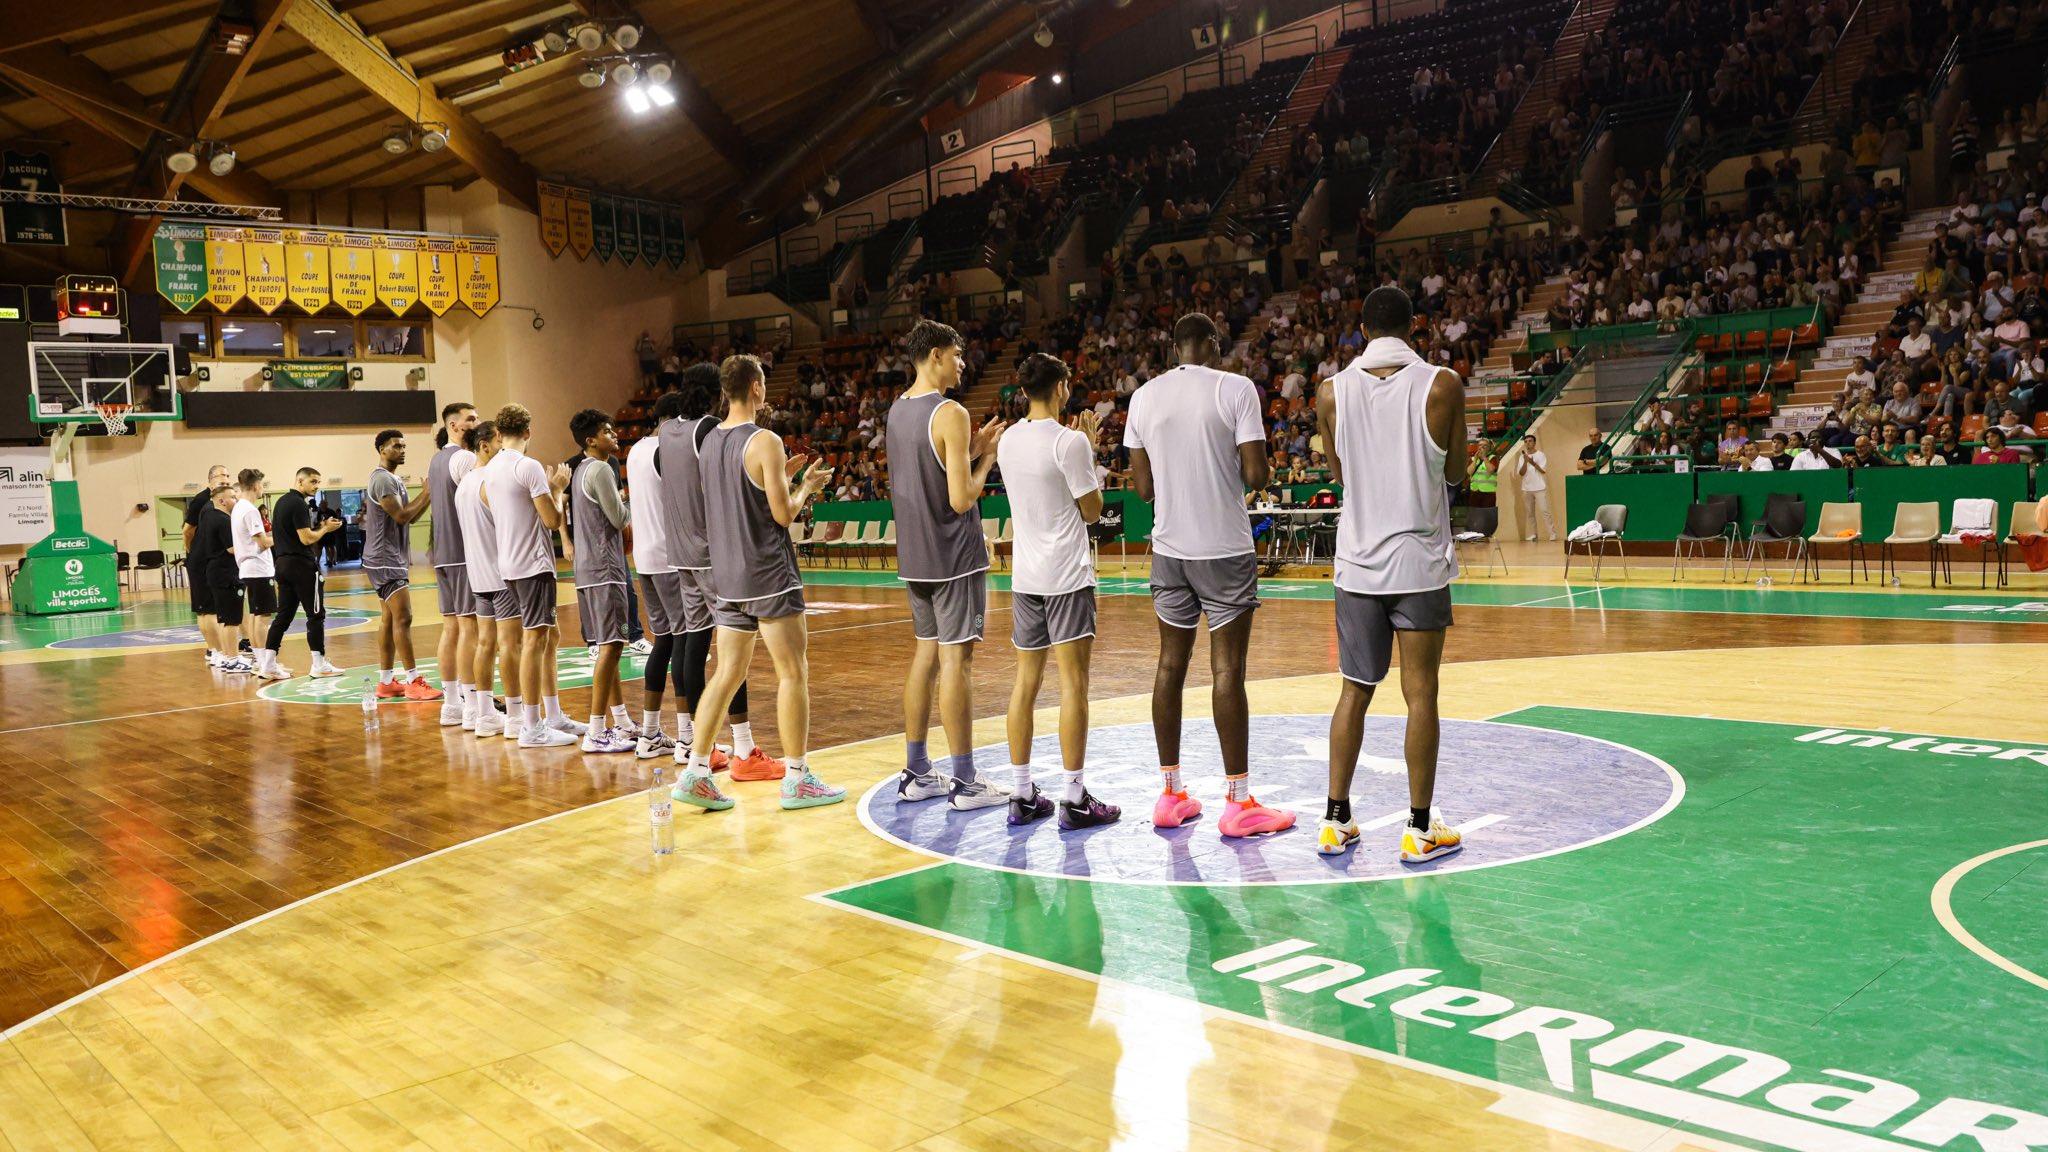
[260,646,649,705]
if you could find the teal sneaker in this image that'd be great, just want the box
[671,772,734,811]
[780,768,846,810]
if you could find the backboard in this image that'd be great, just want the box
[26,342,182,433]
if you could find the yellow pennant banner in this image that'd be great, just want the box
[203,226,247,311]
[458,238,500,317]
[566,187,594,260]
[330,232,377,315]
[283,229,331,312]
[243,228,288,313]
[376,235,421,314]
[538,181,569,258]
[419,237,459,315]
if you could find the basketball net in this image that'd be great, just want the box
[96,403,133,436]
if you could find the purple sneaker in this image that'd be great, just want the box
[1059,790,1123,830]
[1008,787,1054,826]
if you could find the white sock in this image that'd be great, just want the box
[587,714,604,735]
[784,755,806,784]
[260,649,278,667]
[544,695,565,722]
[456,681,471,704]
[732,721,756,758]
[642,710,663,735]
[524,702,542,729]
[678,714,696,747]
[402,666,419,683]
[685,750,711,780]
[610,704,631,727]
[1226,775,1250,802]
[1160,765,1182,793]
[1063,768,1086,805]
[311,650,326,665]
[1010,764,1035,798]
[505,696,522,721]
[379,668,396,685]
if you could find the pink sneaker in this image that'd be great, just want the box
[1218,797,1297,838]
[1151,790,1202,828]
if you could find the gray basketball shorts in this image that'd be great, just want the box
[1150,552,1260,630]
[639,570,687,636]
[712,587,806,633]
[473,587,512,621]
[504,573,559,631]
[434,564,476,617]
[364,565,409,601]
[906,573,986,644]
[577,582,631,646]
[1335,585,1454,686]
[1012,588,1097,650]
[675,567,717,634]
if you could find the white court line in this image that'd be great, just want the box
[1359,810,1410,830]
[1460,813,1509,834]
[0,698,258,736]
[1930,838,2048,993]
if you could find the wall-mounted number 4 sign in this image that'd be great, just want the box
[1190,24,1218,49]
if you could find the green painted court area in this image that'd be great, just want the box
[823,707,2048,1152]
[0,598,376,651]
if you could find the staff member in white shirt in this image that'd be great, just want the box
[1515,433,1557,541]
[230,469,283,679]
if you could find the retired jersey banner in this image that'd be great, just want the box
[635,200,662,268]
[662,206,688,269]
[152,223,208,313]
[329,232,376,314]
[1,150,67,246]
[419,237,459,315]
[458,238,500,316]
[591,193,615,263]
[284,230,331,312]
[538,180,570,258]
[243,228,288,313]
[566,187,594,260]
[375,235,421,313]
[203,226,248,311]
[615,198,641,266]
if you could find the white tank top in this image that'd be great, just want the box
[1332,354,1458,594]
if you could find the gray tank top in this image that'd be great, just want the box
[570,458,629,588]
[362,466,408,572]
[656,415,712,570]
[427,443,464,567]
[886,391,986,581]
[1332,354,1458,594]
[702,422,800,602]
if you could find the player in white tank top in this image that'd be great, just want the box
[1314,286,1467,864]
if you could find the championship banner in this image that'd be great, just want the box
[615,198,641,266]
[419,237,459,315]
[538,180,570,258]
[662,206,688,269]
[284,229,331,312]
[591,193,616,263]
[204,226,248,311]
[458,238,500,316]
[0,150,67,246]
[329,232,377,315]
[152,223,208,313]
[635,200,661,268]
[243,228,288,313]
[566,187,594,261]
[375,235,421,314]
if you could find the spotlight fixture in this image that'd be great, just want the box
[207,146,237,176]
[381,126,413,154]
[419,123,449,153]
[878,83,914,107]
[578,62,607,88]
[736,206,764,224]
[623,85,652,115]
[569,20,605,51]
[801,191,820,215]
[822,173,841,197]
[1050,71,1065,85]
[610,59,640,86]
[541,26,569,54]
[644,59,673,85]
[610,22,642,50]
[1034,21,1054,47]
[164,143,199,173]
[647,82,676,106]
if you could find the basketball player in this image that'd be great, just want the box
[482,404,580,748]
[624,392,680,759]
[228,468,282,678]
[889,319,1010,810]
[1124,313,1293,837]
[996,354,1121,829]
[566,409,636,753]
[672,354,843,812]
[198,485,251,674]
[454,421,513,738]
[184,463,231,667]
[1315,285,1464,862]
[262,467,344,678]
[364,429,442,701]
[428,402,480,726]
[659,364,775,778]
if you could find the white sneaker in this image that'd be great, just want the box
[519,726,577,748]
[310,657,344,677]
[626,638,654,656]
[439,702,465,727]
[636,731,676,759]
[474,710,506,738]
[897,769,951,802]
[610,718,641,740]
[460,702,478,732]
[547,715,588,737]
[220,658,256,675]
[255,662,289,681]
[580,729,634,754]
[587,644,599,661]
[947,776,1013,811]
[503,715,524,741]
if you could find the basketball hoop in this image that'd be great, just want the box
[95,403,132,436]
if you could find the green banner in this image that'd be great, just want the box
[0,150,67,245]
[662,206,688,269]
[266,360,349,391]
[591,194,616,263]
[152,223,208,313]
[615,199,640,266]
[636,199,661,268]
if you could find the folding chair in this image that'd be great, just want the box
[1455,506,1508,577]
[134,549,169,590]
[1999,500,2042,587]
[1672,501,1737,581]
[1564,504,1629,581]
[1743,495,1806,580]
[1803,503,1867,584]
[1938,498,1999,588]
[1880,501,1946,587]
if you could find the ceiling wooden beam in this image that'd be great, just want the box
[281,0,540,213]
[0,1,207,56]
[852,0,899,52]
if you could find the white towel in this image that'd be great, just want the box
[1357,336,1425,373]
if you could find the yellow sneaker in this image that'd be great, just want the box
[1399,818,1463,863]
[1317,821,1360,856]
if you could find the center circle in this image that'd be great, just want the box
[857,714,1681,886]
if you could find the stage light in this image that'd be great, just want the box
[647,82,676,106]
[382,127,413,154]
[644,60,673,85]
[802,191,820,215]
[823,173,841,197]
[207,146,237,176]
[737,206,764,224]
[1051,72,1064,85]
[570,21,605,51]
[623,85,652,114]
[611,59,640,86]
[1034,22,1054,46]
[611,22,641,50]
[420,124,448,152]
[165,144,198,173]
[541,27,569,55]
[578,62,606,88]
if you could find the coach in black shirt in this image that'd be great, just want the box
[265,466,344,678]
[198,486,249,672]
[182,465,230,653]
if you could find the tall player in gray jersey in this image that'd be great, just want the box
[670,354,844,813]
[1124,313,1293,838]
[1314,285,1465,863]
[428,402,479,727]
[364,428,442,702]
[888,319,1011,811]
[566,409,637,754]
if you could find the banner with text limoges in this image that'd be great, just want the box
[152,222,500,318]
[537,180,686,270]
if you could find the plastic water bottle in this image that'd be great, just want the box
[649,764,675,855]
[362,690,380,732]
[1756,575,1773,588]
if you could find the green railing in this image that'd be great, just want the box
[672,314,792,351]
